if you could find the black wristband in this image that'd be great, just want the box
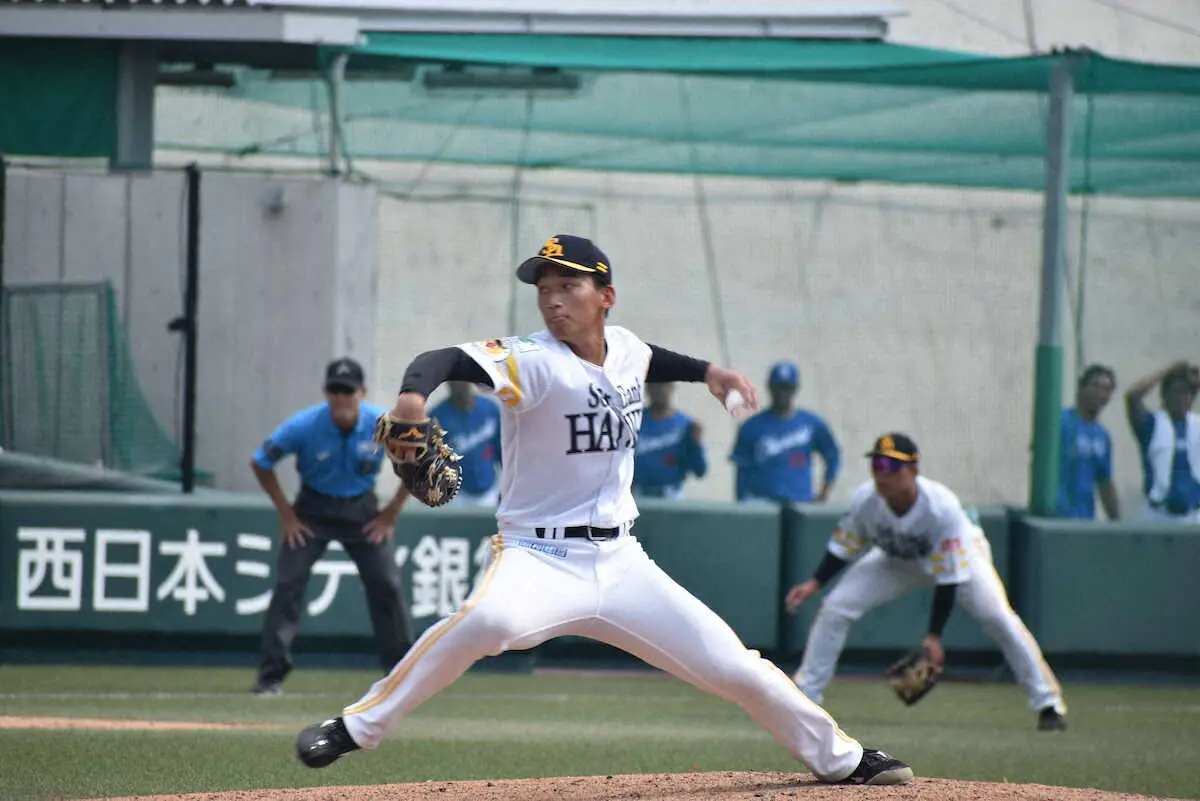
[400,347,492,397]
[928,583,958,637]
[812,552,848,586]
[647,344,710,383]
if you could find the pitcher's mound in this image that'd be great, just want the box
[89,771,1180,801]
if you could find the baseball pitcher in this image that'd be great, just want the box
[295,235,914,786]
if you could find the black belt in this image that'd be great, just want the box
[535,526,620,541]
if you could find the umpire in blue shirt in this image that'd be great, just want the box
[250,357,413,695]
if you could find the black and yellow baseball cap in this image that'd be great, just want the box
[865,433,920,462]
[516,234,612,286]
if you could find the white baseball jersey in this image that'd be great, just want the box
[828,476,980,585]
[456,326,650,531]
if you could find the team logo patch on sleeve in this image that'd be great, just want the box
[473,337,541,361]
[475,339,511,361]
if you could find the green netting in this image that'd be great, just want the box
[156,36,1200,198]
[1,283,185,479]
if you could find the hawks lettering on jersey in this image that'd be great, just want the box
[828,476,979,585]
[456,327,652,530]
[567,383,643,454]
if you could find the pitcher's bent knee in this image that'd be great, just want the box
[453,600,524,653]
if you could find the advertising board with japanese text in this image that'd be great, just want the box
[0,493,784,648]
[0,492,497,637]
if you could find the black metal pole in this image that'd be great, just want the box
[180,164,200,492]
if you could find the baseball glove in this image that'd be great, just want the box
[885,647,943,706]
[373,414,463,508]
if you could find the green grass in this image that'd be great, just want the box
[0,665,1197,800]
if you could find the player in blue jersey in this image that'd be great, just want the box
[431,382,502,506]
[249,358,413,695]
[731,361,840,504]
[633,383,707,499]
[1057,364,1119,519]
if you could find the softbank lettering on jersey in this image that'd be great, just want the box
[872,525,934,560]
[565,382,644,455]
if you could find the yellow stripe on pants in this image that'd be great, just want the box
[343,535,506,717]
[985,557,1066,712]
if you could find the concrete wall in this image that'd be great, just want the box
[11,0,1200,512]
[890,0,1200,62]
[3,168,379,496]
[194,173,379,497]
[348,0,1200,509]
[357,169,1200,512]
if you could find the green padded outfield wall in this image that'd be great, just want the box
[0,492,781,650]
[1010,517,1200,656]
[3,492,1196,658]
[0,491,496,638]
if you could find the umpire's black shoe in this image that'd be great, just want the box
[836,749,914,786]
[296,717,361,768]
[1038,707,1068,731]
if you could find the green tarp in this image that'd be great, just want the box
[347,33,1200,94]
[158,36,1200,197]
[0,38,118,159]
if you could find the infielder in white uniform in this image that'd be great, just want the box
[296,235,914,786]
[786,433,1068,731]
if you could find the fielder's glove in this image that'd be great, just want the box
[373,414,463,508]
[885,647,943,706]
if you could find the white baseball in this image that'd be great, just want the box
[724,389,751,419]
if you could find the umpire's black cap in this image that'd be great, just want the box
[516,235,612,286]
[324,357,365,391]
[866,433,920,463]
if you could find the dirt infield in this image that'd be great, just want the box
[3,718,1173,801]
[83,773,1179,801]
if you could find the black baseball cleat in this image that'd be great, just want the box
[296,717,361,768]
[1038,707,1068,731]
[835,749,915,786]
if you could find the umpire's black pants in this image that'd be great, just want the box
[256,490,413,686]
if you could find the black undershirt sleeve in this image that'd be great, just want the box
[928,583,958,637]
[646,344,711,383]
[812,552,848,586]
[399,347,493,397]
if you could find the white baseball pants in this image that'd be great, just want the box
[342,533,864,782]
[794,537,1065,715]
